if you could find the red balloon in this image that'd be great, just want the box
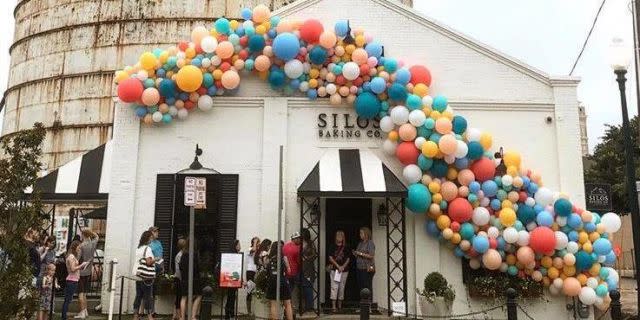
[395,141,420,165]
[529,227,556,255]
[409,65,432,86]
[299,19,324,44]
[471,157,496,182]
[448,198,473,223]
[117,78,144,103]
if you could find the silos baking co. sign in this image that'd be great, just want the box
[584,183,612,212]
[316,113,383,139]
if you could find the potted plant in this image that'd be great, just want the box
[416,272,455,317]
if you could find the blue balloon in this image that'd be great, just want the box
[604,251,616,266]
[309,46,327,65]
[334,20,349,37]
[417,155,433,171]
[575,250,594,271]
[307,89,317,100]
[365,41,383,59]
[584,222,596,233]
[554,198,572,217]
[272,33,300,61]
[607,279,618,291]
[454,246,465,257]
[431,160,448,178]
[241,8,252,20]
[370,77,386,94]
[354,92,382,119]
[454,157,469,169]
[406,183,431,213]
[248,35,265,52]
[426,221,440,237]
[429,133,442,144]
[466,142,484,160]
[567,213,583,229]
[432,95,448,112]
[536,210,554,227]
[460,223,475,240]
[593,238,612,256]
[395,68,411,84]
[135,106,147,118]
[388,83,407,101]
[517,205,536,224]
[481,180,498,197]
[406,94,422,110]
[469,181,481,193]
[214,18,231,34]
[162,114,172,124]
[490,199,501,210]
[384,58,398,73]
[268,69,286,88]
[207,86,217,96]
[452,116,467,134]
[158,79,177,98]
[472,236,490,253]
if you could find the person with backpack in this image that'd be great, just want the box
[132,231,155,320]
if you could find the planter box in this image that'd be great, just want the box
[418,295,451,318]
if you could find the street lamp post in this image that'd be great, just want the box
[610,37,640,313]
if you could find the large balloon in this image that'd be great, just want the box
[471,157,496,182]
[354,92,381,119]
[449,198,473,223]
[600,212,622,233]
[563,277,582,296]
[396,142,419,165]
[482,249,502,270]
[409,65,431,86]
[299,19,324,43]
[529,227,556,255]
[117,78,144,103]
[176,65,204,92]
[406,183,431,213]
[273,33,300,61]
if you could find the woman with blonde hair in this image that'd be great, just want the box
[353,226,375,297]
[327,230,351,313]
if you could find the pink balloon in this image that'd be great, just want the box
[482,249,502,270]
[351,48,369,65]
[319,31,337,49]
[141,88,160,106]
[435,117,452,134]
[441,181,458,202]
[563,277,581,296]
[516,246,535,265]
[215,41,234,59]
[254,55,271,72]
[457,169,475,186]
[438,134,457,155]
[221,70,240,89]
[398,123,417,141]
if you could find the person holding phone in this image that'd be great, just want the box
[62,240,89,320]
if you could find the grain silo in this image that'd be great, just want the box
[2,0,412,171]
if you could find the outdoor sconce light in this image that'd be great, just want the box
[377,203,387,226]
[310,202,320,226]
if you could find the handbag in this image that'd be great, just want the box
[136,247,156,280]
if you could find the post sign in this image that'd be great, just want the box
[184,176,207,209]
[219,253,243,288]
[585,183,612,212]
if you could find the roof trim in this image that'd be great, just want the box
[275,0,560,86]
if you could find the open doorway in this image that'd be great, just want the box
[324,198,372,309]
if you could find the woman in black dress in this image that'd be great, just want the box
[266,241,293,320]
[224,240,241,319]
[179,239,201,320]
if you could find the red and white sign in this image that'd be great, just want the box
[184,177,206,209]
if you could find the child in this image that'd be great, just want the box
[38,263,57,320]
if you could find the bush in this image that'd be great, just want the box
[418,272,455,303]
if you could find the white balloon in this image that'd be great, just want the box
[390,106,409,125]
[553,278,564,289]
[526,222,537,231]
[469,258,481,270]
[197,95,214,111]
[600,212,622,233]
[444,154,456,164]
[586,277,599,289]
[534,187,554,206]
[342,62,360,80]
[606,267,619,283]
[487,226,500,238]
[284,59,304,79]
[556,216,568,227]
[299,81,309,92]
[177,108,188,120]
[379,116,395,133]
[201,36,219,53]
[414,137,426,150]
[211,55,222,66]
[422,95,433,107]
[383,139,397,155]
[502,175,513,186]
[579,287,598,305]
[549,285,560,296]
[454,140,468,158]
[136,70,148,81]
[201,58,211,68]
[466,128,481,141]
[326,83,337,95]
[169,106,178,116]
[555,231,568,250]
[499,262,508,272]
[503,227,519,244]
[517,230,530,246]
[472,207,490,226]
[567,241,579,254]
[480,197,490,207]
[152,111,163,122]
[525,197,536,207]
[402,164,423,184]
[408,110,426,127]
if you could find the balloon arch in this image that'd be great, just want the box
[115,4,621,307]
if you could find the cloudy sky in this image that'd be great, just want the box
[0,0,635,153]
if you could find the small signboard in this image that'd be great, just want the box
[219,253,243,288]
[391,301,406,317]
[184,176,207,209]
[585,183,612,212]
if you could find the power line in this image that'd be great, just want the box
[569,0,608,75]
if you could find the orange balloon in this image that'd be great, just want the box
[435,117,452,134]
[351,48,368,65]
[516,246,535,265]
[220,70,240,89]
[254,55,271,72]
[482,249,502,270]
[438,134,457,155]
[398,123,417,141]
[457,169,475,186]
[440,181,458,202]
[319,31,337,49]
[562,277,581,296]
[215,41,235,59]
[252,4,271,23]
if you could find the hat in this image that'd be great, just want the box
[290,232,301,240]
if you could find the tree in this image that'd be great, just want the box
[583,115,640,214]
[0,123,46,319]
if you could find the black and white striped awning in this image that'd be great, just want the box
[25,141,112,202]
[297,149,407,198]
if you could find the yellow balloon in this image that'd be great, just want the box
[499,207,517,227]
[563,265,576,276]
[422,141,439,158]
[176,65,203,92]
[576,274,588,286]
[541,256,553,268]
[582,242,593,253]
[432,193,443,204]
[548,267,559,279]
[388,131,399,141]
[589,263,601,276]
[140,52,157,70]
[413,83,429,97]
[114,70,129,83]
[451,233,461,244]
[503,151,521,168]
[479,133,492,150]
[436,215,451,230]
[428,182,441,194]
[578,231,589,244]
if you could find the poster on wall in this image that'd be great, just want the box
[584,183,612,212]
[219,253,243,288]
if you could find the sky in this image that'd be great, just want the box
[0,0,635,153]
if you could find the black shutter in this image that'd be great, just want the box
[154,174,176,271]
[215,174,239,259]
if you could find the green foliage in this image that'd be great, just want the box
[0,123,46,319]
[467,273,543,299]
[584,116,640,213]
[418,272,455,303]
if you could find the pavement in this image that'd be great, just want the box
[621,277,639,318]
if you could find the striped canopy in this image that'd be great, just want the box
[26,141,112,202]
[297,149,407,198]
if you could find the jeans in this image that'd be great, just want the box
[288,274,314,311]
[356,269,373,298]
[61,280,78,320]
[133,281,154,315]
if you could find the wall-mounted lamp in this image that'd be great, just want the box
[377,203,387,226]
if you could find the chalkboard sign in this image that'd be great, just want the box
[584,183,612,212]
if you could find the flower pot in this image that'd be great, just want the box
[418,295,452,317]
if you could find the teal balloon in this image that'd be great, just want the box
[517,205,536,224]
[417,155,433,171]
[268,69,286,88]
[406,94,422,110]
[554,198,573,217]
[248,35,265,52]
[161,114,172,124]
[432,95,448,112]
[431,160,448,178]
[272,33,300,61]
[388,83,407,101]
[460,223,475,240]
[452,115,467,134]
[203,73,214,87]
[424,118,435,129]
[309,46,327,65]
[418,126,432,138]
[596,284,608,297]
[214,18,231,34]
[467,141,484,160]
[384,58,398,73]
[406,183,431,213]
[354,92,381,119]
[507,265,518,276]
[575,250,594,272]
[158,79,176,98]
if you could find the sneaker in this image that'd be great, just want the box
[73,309,87,319]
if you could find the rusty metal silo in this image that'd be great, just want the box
[2,0,412,171]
